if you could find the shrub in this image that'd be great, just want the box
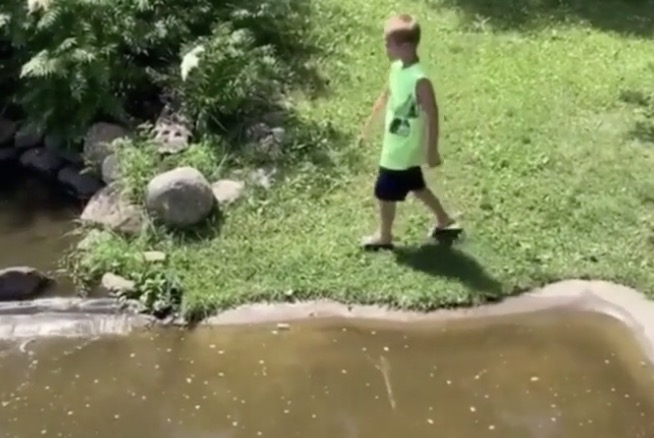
[0,0,318,144]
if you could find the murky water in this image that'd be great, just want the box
[0,174,79,294]
[0,310,653,437]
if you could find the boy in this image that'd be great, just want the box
[360,14,460,250]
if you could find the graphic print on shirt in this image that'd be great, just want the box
[388,94,419,138]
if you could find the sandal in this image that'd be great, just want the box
[429,222,463,240]
[361,235,395,251]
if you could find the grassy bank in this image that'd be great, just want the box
[72,0,654,318]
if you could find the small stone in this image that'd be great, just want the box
[245,122,272,142]
[100,273,135,295]
[211,179,245,205]
[143,251,166,263]
[0,267,54,301]
[153,106,191,154]
[276,323,290,330]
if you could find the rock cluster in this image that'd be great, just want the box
[0,117,128,200]
[2,113,285,309]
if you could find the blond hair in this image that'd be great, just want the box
[384,14,421,46]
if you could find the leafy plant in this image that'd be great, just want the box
[0,0,319,146]
[123,268,183,318]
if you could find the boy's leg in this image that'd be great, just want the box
[369,200,396,244]
[362,168,409,248]
[407,167,459,233]
[413,187,455,228]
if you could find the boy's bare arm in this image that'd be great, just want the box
[359,88,389,143]
[416,78,441,166]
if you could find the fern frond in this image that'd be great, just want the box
[20,49,60,77]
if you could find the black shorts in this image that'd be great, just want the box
[374,166,426,202]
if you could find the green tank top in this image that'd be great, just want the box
[380,60,427,170]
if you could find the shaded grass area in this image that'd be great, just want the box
[73,0,654,319]
[438,0,654,36]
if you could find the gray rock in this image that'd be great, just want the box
[101,154,119,184]
[19,147,65,177]
[57,166,104,199]
[44,136,84,166]
[0,147,19,166]
[0,267,54,301]
[145,167,214,228]
[245,122,272,143]
[244,122,285,160]
[80,183,144,235]
[76,229,113,251]
[211,179,246,205]
[83,122,129,168]
[153,107,191,154]
[143,251,166,263]
[100,273,135,295]
[0,117,17,147]
[14,124,43,149]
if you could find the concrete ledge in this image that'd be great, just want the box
[0,313,152,339]
[0,280,652,362]
[0,297,122,315]
[202,280,654,363]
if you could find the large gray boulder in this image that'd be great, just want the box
[145,167,214,227]
[0,267,54,301]
[80,183,143,235]
[57,166,104,199]
[83,122,129,168]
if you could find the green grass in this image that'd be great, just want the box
[73,0,654,318]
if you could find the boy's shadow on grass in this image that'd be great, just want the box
[394,244,504,302]
[629,120,654,145]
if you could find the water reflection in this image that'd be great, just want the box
[0,310,653,437]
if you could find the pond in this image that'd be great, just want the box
[0,310,652,437]
[0,172,80,296]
